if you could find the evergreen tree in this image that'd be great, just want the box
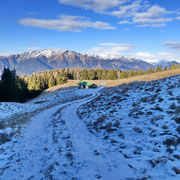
[48,75,56,87]
[96,69,102,80]
[106,70,118,80]
[156,65,162,72]
[16,77,28,100]
[0,67,28,102]
[127,69,135,77]
[80,69,88,80]
[27,74,41,91]
[169,62,180,69]
[136,69,143,76]
[88,69,97,80]
[147,67,154,74]
[120,71,127,79]
[57,73,68,85]
[0,68,17,102]
[101,70,108,80]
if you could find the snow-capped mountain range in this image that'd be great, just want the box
[0,49,153,75]
[17,49,64,59]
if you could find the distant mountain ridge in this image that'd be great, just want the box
[152,60,180,68]
[0,49,153,75]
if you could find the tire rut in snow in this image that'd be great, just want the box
[60,97,128,180]
[0,88,115,180]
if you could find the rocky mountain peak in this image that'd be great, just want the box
[0,49,153,75]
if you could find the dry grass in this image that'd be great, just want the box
[41,83,77,96]
[91,69,180,87]
[41,69,180,96]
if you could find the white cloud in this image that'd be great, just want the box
[136,23,167,28]
[87,42,180,62]
[19,14,115,32]
[130,51,180,63]
[99,43,137,47]
[135,52,154,58]
[59,0,175,28]
[132,52,157,62]
[23,47,41,51]
[162,41,180,52]
[88,47,179,62]
[90,46,132,53]
[88,42,137,58]
[119,20,134,24]
[134,5,170,19]
[157,51,169,56]
[0,52,11,56]
[134,17,172,25]
[118,5,173,27]
[59,0,127,13]
[175,16,180,20]
[111,0,148,18]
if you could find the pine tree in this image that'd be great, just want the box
[0,67,28,102]
[57,73,68,85]
[120,71,127,79]
[48,75,56,88]
[96,69,102,80]
[136,69,143,76]
[156,65,162,72]
[16,77,28,100]
[170,62,176,69]
[101,70,108,80]
[80,69,88,80]
[127,69,135,77]
[147,67,154,74]
[106,70,118,80]
[88,69,97,80]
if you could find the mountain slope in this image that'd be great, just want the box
[0,75,180,179]
[0,49,152,75]
[78,74,180,179]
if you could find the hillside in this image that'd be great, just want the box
[0,49,152,75]
[41,68,180,94]
[0,73,180,179]
[78,74,180,179]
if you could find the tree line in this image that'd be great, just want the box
[0,68,68,102]
[23,64,170,83]
[0,62,179,102]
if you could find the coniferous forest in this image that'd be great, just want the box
[0,62,179,103]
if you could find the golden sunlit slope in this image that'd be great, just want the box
[40,68,180,96]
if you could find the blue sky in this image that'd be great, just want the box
[0,0,180,62]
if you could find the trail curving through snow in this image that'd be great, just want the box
[60,92,132,180]
[0,87,132,180]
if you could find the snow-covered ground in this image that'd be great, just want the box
[78,74,180,179]
[0,87,95,153]
[0,75,180,180]
[0,87,102,180]
[0,87,93,120]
